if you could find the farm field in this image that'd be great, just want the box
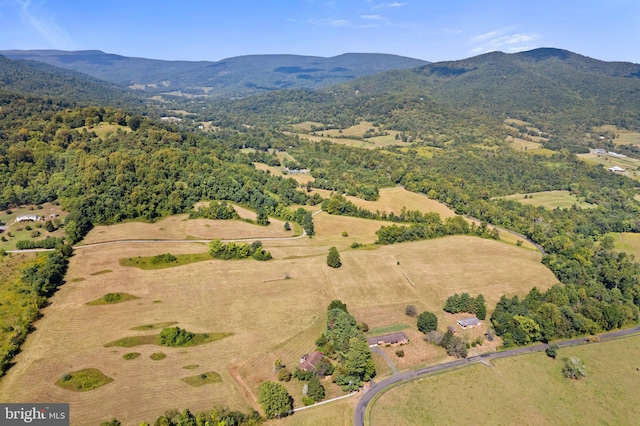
[344,187,457,219]
[496,190,597,210]
[369,334,640,425]
[79,122,132,138]
[0,206,559,424]
[577,152,640,180]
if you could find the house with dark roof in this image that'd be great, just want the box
[299,351,324,372]
[367,331,409,347]
[457,317,482,329]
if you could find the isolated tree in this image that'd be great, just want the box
[258,381,292,419]
[405,304,417,317]
[546,343,559,359]
[562,357,586,379]
[417,311,438,333]
[327,246,342,268]
[284,221,291,231]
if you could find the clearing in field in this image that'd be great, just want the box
[607,232,640,259]
[507,135,543,151]
[0,211,558,425]
[369,334,640,425]
[80,122,132,138]
[496,190,597,210]
[342,187,457,219]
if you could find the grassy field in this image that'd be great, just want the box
[0,190,560,424]
[81,123,132,138]
[607,232,640,259]
[343,187,457,219]
[370,334,640,425]
[507,135,543,151]
[497,190,597,210]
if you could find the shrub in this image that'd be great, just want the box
[562,357,586,379]
[159,327,195,346]
[277,368,292,382]
[341,231,348,237]
[302,396,315,406]
[405,305,417,317]
[546,343,559,359]
[151,253,177,264]
[395,350,405,357]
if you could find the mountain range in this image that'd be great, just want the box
[0,49,428,98]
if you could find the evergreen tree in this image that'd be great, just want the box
[307,376,325,402]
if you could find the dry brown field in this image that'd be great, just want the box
[252,162,314,185]
[81,214,290,245]
[507,135,543,151]
[344,187,456,219]
[0,205,559,424]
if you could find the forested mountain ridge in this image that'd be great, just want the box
[335,48,640,136]
[0,54,144,107]
[0,50,428,98]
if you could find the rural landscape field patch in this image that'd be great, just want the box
[0,206,565,424]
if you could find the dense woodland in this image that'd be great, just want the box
[1,48,640,394]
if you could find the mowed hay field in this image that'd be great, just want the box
[0,201,558,424]
[497,190,596,210]
[370,334,640,425]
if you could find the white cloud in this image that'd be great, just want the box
[361,14,383,20]
[373,2,408,10]
[469,27,541,55]
[10,0,74,49]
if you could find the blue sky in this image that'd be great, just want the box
[1,0,639,63]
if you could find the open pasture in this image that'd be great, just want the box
[507,135,543,151]
[608,232,640,259]
[81,122,132,138]
[0,212,558,424]
[369,334,640,425]
[497,190,596,210]
[252,162,314,185]
[81,214,290,245]
[343,186,457,219]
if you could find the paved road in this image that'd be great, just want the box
[354,325,640,426]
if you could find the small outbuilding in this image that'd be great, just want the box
[457,317,482,329]
[367,331,409,347]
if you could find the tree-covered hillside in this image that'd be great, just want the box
[0,55,144,107]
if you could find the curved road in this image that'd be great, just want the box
[354,325,640,426]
